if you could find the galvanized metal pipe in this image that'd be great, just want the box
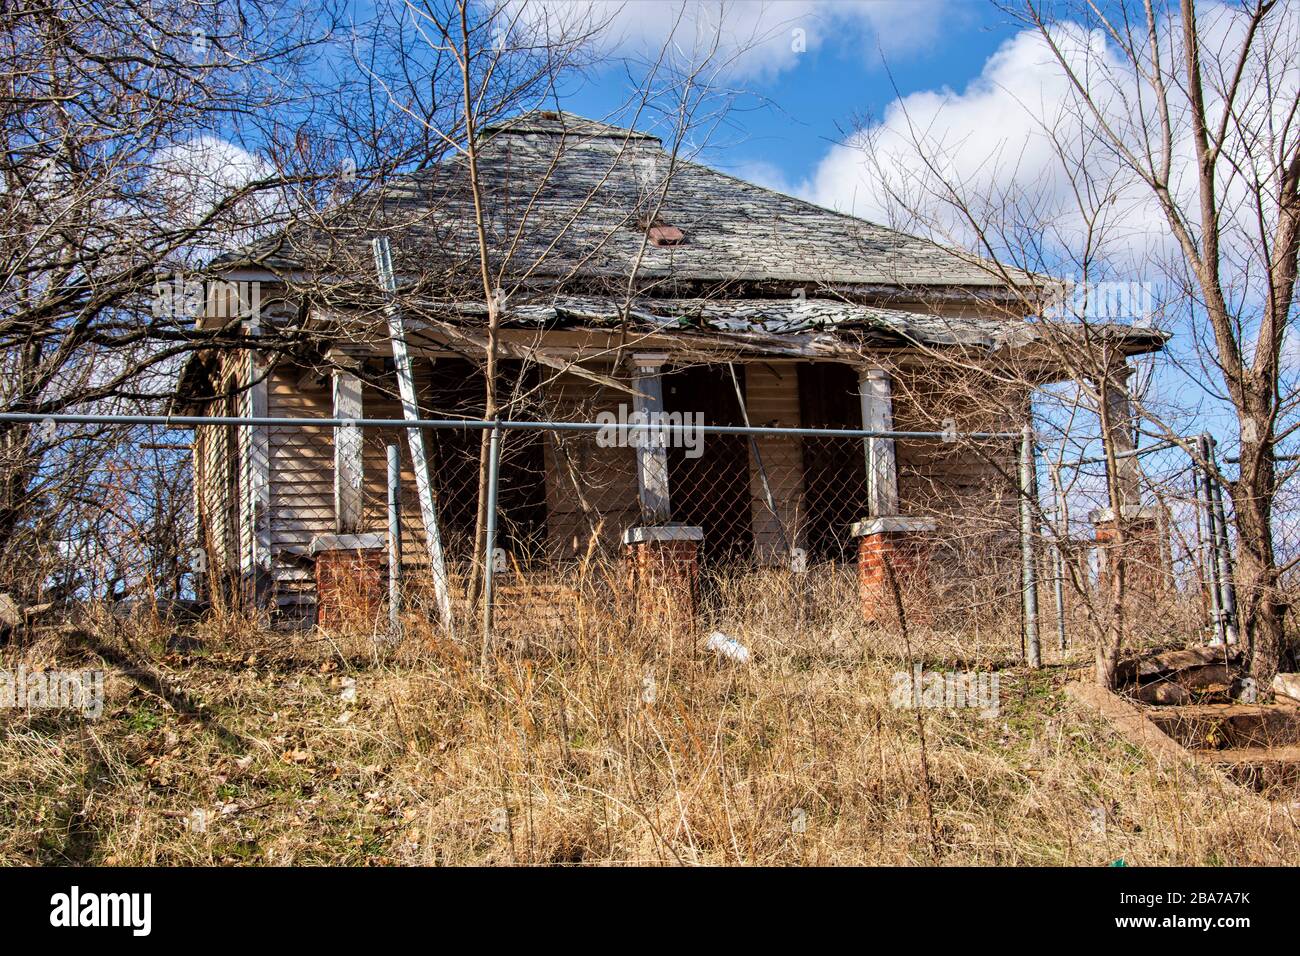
[1020,424,1041,668]
[1206,436,1239,646]
[1065,437,1182,468]
[1047,463,1068,651]
[1197,433,1226,646]
[1053,540,1067,651]
[0,411,1017,442]
[386,443,402,641]
[481,422,503,663]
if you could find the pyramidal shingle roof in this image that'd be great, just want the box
[481,110,663,143]
[223,110,1041,298]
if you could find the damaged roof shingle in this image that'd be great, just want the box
[412,293,1166,354]
[219,110,1043,295]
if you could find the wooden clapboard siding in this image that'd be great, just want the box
[540,372,638,558]
[193,350,253,586]
[267,365,334,571]
[744,363,804,563]
[265,377,328,610]
[891,366,1020,536]
[266,359,483,607]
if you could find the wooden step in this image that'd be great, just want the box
[1118,645,1238,683]
[1148,703,1300,750]
[1199,744,1300,794]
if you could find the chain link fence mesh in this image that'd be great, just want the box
[0,410,1258,663]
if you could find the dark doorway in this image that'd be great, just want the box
[663,364,753,563]
[494,362,548,563]
[420,358,547,563]
[797,363,868,560]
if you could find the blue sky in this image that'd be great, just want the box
[530,1,1274,462]
[554,1,1021,202]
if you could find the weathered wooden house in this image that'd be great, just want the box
[174,111,1165,625]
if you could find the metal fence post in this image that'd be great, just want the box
[1053,540,1068,651]
[1206,435,1239,646]
[1197,433,1226,645]
[1048,463,1068,650]
[386,444,402,641]
[480,421,503,665]
[1020,424,1041,668]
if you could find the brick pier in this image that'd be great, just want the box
[311,533,386,628]
[623,525,702,635]
[1089,507,1169,595]
[851,517,936,625]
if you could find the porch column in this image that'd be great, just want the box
[630,352,671,524]
[247,351,272,610]
[851,366,935,624]
[332,368,364,535]
[859,367,898,516]
[1099,364,1142,510]
[623,352,700,637]
[1089,362,1168,593]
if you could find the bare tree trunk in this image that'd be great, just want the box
[1233,456,1287,685]
[456,0,499,618]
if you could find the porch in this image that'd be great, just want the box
[256,344,989,621]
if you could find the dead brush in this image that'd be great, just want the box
[2,570,1300,866]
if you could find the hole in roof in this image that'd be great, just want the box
[646,222,685,247]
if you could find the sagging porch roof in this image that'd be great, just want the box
[413,294,1166,354]
[170,288,1167,413]
[177,110,1167,409]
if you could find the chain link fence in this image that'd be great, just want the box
[1043,433,1241,653]
[0,410,1260,664]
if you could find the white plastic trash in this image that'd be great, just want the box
[705,631,752,664]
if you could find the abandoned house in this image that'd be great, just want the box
[173,111,1166,627]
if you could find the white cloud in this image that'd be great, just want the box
[799,1,1300,287]
[151,136,274,227]
[149,136,287,261]
[511,0,952,82]
[802,23,1170,270]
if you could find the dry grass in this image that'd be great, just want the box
[1,567,1297,866]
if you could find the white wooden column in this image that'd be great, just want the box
[245,305,272,607]
[859,367,899,517]
[332,368,364,534]
[630,352,671,524]
[373,237,453,630]
[1099,363,1142,511]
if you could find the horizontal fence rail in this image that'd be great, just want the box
[0,411,1020,441]
[0,408,1248,670]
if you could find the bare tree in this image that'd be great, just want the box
[838,0,1300,684]
[1015,0,1300,685]
[0,0,360,597]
